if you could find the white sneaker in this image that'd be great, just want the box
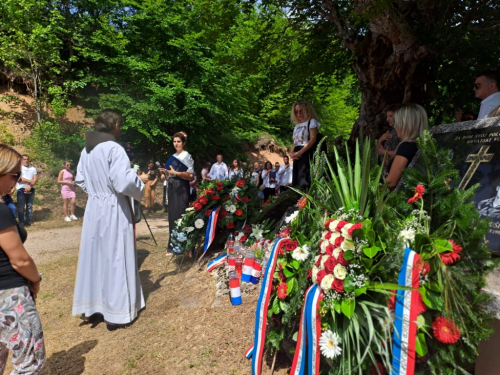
[70,215,78,220]
[64,217,71,222]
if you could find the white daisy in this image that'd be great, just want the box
[319,330,342,359]
[291,245,310,261]
[194,219,205,229]
[229,205,237,213]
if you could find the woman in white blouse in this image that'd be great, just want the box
[228,159,243,181]
[290,100,320,190]
[261,161,277,202]
[161,132,194,254]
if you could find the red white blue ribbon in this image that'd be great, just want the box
[245,345,254,359]
[290,284,322,375]
[391,248,421,375]
[206,253,227,273]
[246,238,287,375]
[197,205,221,266]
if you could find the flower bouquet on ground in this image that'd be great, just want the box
[248,135,497,375]
[170,177,260,256]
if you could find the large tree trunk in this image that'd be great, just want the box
[319,0,433,143]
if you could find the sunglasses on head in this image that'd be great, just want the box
[5,171,21,181]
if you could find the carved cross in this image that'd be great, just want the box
[458,146,494,189]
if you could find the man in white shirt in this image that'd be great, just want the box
[474,70,500,119]
[16,154,38,226]
[277,155,293,194]
[208,154,228,181]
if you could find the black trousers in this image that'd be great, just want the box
[292,146,311,190]
[167,177,190,250]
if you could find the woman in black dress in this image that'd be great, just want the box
[162,132,194,254]
[385,103,429,189]
[290,100,320,190]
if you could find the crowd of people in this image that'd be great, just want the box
[1,68,500,373]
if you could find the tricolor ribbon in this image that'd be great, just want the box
[391,248,421,375]
[246,238,287,375]
[290,284,323,375]
[197,205,221,266]
[245,345,254,359]
[206,253,227,273]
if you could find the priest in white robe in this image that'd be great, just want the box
[72,109,145,325]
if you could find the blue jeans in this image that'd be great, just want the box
[17,188,35,224]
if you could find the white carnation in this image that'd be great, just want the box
[229,205,237,213]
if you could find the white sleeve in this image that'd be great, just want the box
[223,163,228,179]
[184,153,194,174]
[309,118,320,129]
[75,150,87,193]
[109,146,144,201]
[277,165,285,176]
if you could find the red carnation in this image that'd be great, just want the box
[235,209,244,217]
[348,222,363,237]
[243,196,249,203]
[316,270,327,285]
[307,269,312,279]
[212,195,220,201]
[277,282,288,300]
[245,225,252,233]
[226,222,235,229]
[236,179,246,188]
[194,202,202,211]
[298,197,308,210]
[432,317,461,344]
[334,236,344,247]
[199,197,208,205]
[205,210,212,217]
[440,239,462,265]
[315,255,322,268]
[332,278,344,293]
[337,251,350,266]
[220,209,228,217]
[216,182,223,186]
[336,220,349,231]
[415,291,427,315]
[408,184,425,204]
[240,234,248,242]
[205,189,215,195]
[217,186,223,191]
[266,199,271,203]
[324,256,338,274]
[325,244,335,256]
[324,231,332,240]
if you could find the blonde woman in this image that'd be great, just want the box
[290,100,320,189]
[0,144,45,374]
[57,161,77,222]
[385,103,429,188]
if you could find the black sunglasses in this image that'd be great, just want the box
[474,83,481,89]
[294,109,304,115]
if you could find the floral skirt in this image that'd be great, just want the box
[0,286,45,375]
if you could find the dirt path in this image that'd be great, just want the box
[7,217,290,375]
[26,217,170,263]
